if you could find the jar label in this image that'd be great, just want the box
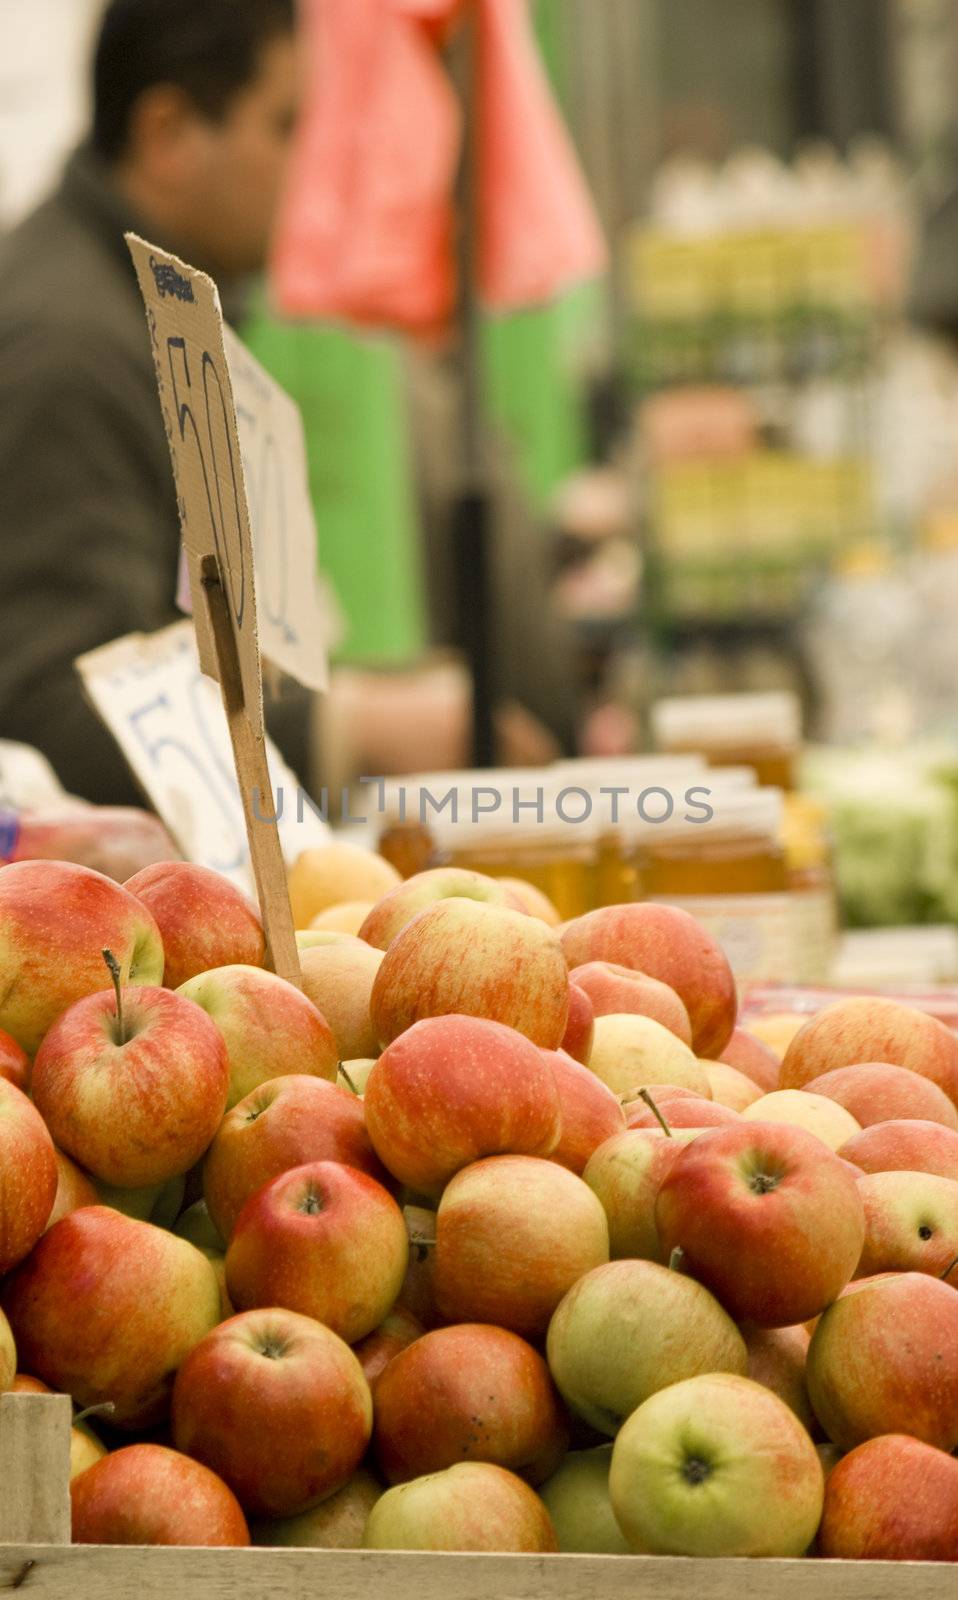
[651,892,796,984]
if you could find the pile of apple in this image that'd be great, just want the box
[1,845,958,1562]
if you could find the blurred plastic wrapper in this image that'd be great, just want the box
[0,739,178,881]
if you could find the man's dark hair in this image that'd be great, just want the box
[92,0,297,162]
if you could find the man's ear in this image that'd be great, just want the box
[123,83,208,184]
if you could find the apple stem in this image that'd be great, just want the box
[941,1253,958,1282]
[73,1401,115,1426]
[639,1088,672,1138]
[338,1063,359,1095]
[669,1246,685,1272]
[102,948,126,1044]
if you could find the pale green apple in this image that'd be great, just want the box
[251,1469,382,1547]
[546,1259,747,1435]
[538,1446,630,1554]
[362,1462,557,1552]
[609,1372,824,1556]
[94,1172,185,1226]
[173,1200,225,1254]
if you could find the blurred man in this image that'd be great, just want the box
[0,0,306,804]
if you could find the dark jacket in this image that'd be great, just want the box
[0,147,310,804]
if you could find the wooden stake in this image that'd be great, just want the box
[200,554,301,989]
[0,1393,72,1546]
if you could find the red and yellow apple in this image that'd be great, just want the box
[719,1027,781,1093]
[372,1323,568,1486]
[358,866,524,951]
[32,984,229,1188]
[856,1169,958,1279]
[805,1061,958,1130]
[588,1013,709,1099]
[224,1160,407,1344]
[569,961,692,1044]
[71,1443,250,1547]
[541,1048,625,1174]
[434,1154,609,1337]
[370,899,569,1050]
[203,1073,389,1241]
[839,1118,958,1181]
[0,1028,29,1091]
[817,1435,958,1561]
[560,903,736,1058]
[655,1122,865,1326]
[0,860,164,1053]
[298,938,383,1060]
[3,1206,221,1428]
[559,982,594,1064]
[177,965,338,1109]
[363,1015,561,1198]
[0,1076,57,1274]
[780,996,958,1106]
[125,861,264,989]
[172,1308,372,1517]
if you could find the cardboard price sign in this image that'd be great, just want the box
[77,624,330,894]
[124,234,326,986]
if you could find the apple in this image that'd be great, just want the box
[172,1307,372,1517]
[71,1443,250,1546]
[309,900,375,936]
[47,1149,98,1229]
[434,1154,609,1338]
[545,1259,747,1435]
[353,1306,423,1391]
[250,1469,382,1548]
[741,1089,862,1151]
[587,1013,709,1099]
[744,1323,814,1432]
[804,1062,958,1130]
[559,903,737,1058]
[0,1307,15,1390]
[704,1061,764,1111]
[560,983,594,1064]
[747,1011,807,1059]
[124,861,264,989]
[856,1170,958,1279]
[538,1444,630,1554]
[298,938,384,1060]
[807,1271,958,1449]
[569,962,692,1045]
[370,899,569,1050]
[817,1435,958,1561]
[719,1027,780,1092]
[203,1073,389,1241]
[0,1077,57,1274]
[780,996,958,1106]
[395,1204,442,1329]
[3,1206,221,1428]
[294,928,356,950]
[0,1028,29,1091]
[358,866,525,951]
[225,1161,407,1344]
[174,1200,225,1253]
[338,1058,376,1095]
[289,843,400,928]
[92,1173,184,1224]
[12,1374,108,1478]
[655,1122,866,1326]
[176,966,337,1109]
[625,1093,737,1130]
[499,877,562,926]
[608,1373,824,1557]
[363,1015,561,1199]
[541,1048,625,1174]
[0,860,164,1053]
[583,1129,689,1261]
[362,1461,558,1553]
[839,1119,958,1180]
[372,1323,568,1486]
[32,970,229,1188]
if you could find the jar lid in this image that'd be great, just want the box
[620,785,785,845]
[550,753,708,781]
[651,692,802,752]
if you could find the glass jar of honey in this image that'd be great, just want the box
[651,692,802,791]
[429,787,600,922]
[781,793,838,983]
[630,787,794,983]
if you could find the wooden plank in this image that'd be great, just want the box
[200,554,301,989]
[0,1545,953,1600]
[0,1394,72,1546]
